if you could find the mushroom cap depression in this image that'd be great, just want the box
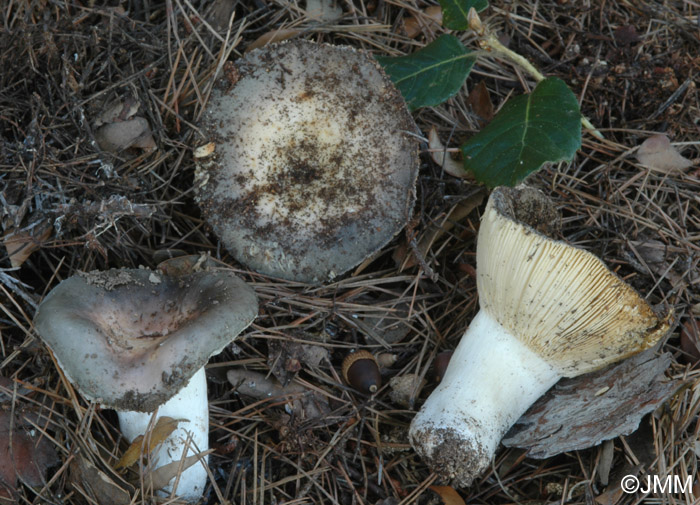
[34,269,258,412]
[196,40,419,283]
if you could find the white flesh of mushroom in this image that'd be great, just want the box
[409,311,560,479]
[33,269,259,503]
[118,368,209,501]
[196,41,418,283]
[409,186,667,486]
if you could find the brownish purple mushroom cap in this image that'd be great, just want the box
[195,40,419,283]
[34,268,258,412]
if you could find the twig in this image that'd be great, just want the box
[468,8,604,140]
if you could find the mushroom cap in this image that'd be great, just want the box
[477,186,669,376]
[34,268,258,412]
[196,40,419,283]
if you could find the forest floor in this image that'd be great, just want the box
[0,0,698,504]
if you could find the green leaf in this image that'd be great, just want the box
[376,35,476,110]
[461,77,582,187]
[438,0,488,30]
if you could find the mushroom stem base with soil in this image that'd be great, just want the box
[409,310,561,486]
[118,368,209,501]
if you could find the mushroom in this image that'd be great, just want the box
[195,40,419,283]
[33,268,258,501]
[409,186,669,486]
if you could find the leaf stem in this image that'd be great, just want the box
[468,8,604,140]
[481,34,545,82]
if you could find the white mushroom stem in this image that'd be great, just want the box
[117,367,209,501]
[409,310,561,484]
[407,187,667,486]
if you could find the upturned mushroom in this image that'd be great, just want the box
[34,268,258,501]
[195,40,419,283]
[409,186,669,486]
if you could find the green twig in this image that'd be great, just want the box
[468,8,604,140]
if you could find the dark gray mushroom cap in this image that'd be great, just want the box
[195,40,419,283]
[34,268,258,412]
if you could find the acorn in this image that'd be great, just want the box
[433,350,453,383]
[342,350,381,394]
[376,352,398,368]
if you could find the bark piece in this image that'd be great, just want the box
[503,349,682,458]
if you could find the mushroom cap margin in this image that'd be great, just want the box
[196,40,419,283]
[476,186,669,376]
[34,268,258,412]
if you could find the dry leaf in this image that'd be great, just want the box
[268,340,329,386]
[595,484,625,505]
[0,410,59,499]
[403,6,442,38]
[613,25,640,46]
[429,485,467,505]
[350,295,414,345]
[228,369,329,419]
[156,253,217,277]
[503,349,682,458]
[628,239,686,288]
[630,239,666,264]
[636,134,693,173]
[2,220,52,268]
[467,81,494,124]
[680,318,700,364]
[306,0,342,22]
[388,374,425,409]
[594,463,643,505]
[394,190,485,269]
[206,0,237,31]
[246,29,301,53]
[116,416,184,470]
[65,68,80,93]
[95,117,155,153]
[95,99,139,127]
[598,440,615,486]
[93,98,155,153]
[193,142,215,158]
[428,127,465,178]
[147,451,208,492]
[70,456,132,505]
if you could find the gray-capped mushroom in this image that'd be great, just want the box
[409,186,669,487]
[195,40,419,283]
[34,268,258,501]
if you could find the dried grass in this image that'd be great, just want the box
[0,0,698,503]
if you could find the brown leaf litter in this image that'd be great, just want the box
[0,0,698,503]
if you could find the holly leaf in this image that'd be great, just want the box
[437,0,488,30]
[376,35,476,110]
[461,77,582,187]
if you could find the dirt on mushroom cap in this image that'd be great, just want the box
[34,268,258,412]
[196,40,419,283]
